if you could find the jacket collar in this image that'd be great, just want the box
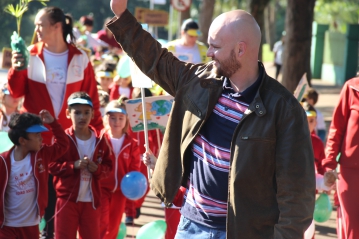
[29,42,83,64]
[246,62,269,117]
[65,125,100,143]
[348,77,359,92]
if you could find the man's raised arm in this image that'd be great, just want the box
[110,0,127,18]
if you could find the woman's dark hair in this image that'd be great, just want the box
[41,6,75,44]
[8,112,43,145]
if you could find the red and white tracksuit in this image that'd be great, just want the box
[7,42,103,144]
[125,129,163,218]
[0,120,68,238]
[322,77,359,239]
[49,126,112,239]
[100,130,140,239]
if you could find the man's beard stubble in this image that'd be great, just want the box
[214,49,241,78]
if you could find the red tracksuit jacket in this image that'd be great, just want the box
[0,120,68,227]
[100,130,141,193]
[49,126,112,209]
[7,42,103,144]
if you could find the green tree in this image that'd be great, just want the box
[314,0,359,32]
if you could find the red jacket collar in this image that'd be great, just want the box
[29,42,82,64]
[348,77,359,91]
[65,125,100,142]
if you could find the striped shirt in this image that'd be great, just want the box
[181,72,262,229]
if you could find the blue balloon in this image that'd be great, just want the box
[121,171,148,200]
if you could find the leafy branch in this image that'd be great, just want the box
[4,0,49,36]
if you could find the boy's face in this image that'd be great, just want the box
[3,94,21,109]
[306,98,315,106]
[99,77,113,91]
[22,132,43,151]
[66,104,94,130]
[307,116,317,133]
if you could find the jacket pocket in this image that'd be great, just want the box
[240,136,275,143]
[183,94,203,119]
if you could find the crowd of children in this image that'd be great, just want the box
[0,10,342,239]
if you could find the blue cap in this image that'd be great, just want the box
[2,88,10,95]
[26,124,49,133]
[106,108,127,115]
[68,98,93,108]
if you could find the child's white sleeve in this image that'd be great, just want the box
[316,173,331,191]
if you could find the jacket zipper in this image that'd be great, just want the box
[227,109,253,206]
[33,149,43,220]
[112,143,131,193]
[68,135,83,204]
[0,156,8,228]
[90,134,104,209]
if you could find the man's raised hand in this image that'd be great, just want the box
[110,0,127,18]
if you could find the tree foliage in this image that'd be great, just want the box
[314,0,359,32]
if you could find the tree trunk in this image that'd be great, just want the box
[198,0,215,45]
[180,9,191,25]
[282,0,315,93]
[249,0,271,61]
[264,1,276,48]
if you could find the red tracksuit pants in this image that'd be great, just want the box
[0,225,38,239]
[55,198,101,239]
[336,167,359,239]
[100,189,127,239]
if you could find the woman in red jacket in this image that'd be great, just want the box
[322,77,359,239]
[8,6,103,144]
[8,8,104,238]
[100,100,141,239]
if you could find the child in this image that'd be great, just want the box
[110,54,133,101]
[125,88,163,225]
[0,110,68,239]
[305,88,326,142]
[304,102,326,175]
[100,100,141,239]
[96,63,115,94]
[49,92,112,239]
[303,102,337,239]
[0,83,21,132]
[98,89,110,117]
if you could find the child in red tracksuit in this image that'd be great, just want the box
[49,92,112,239]
[99,100,141,239]
[303,102,337,239]
[0,110,68,239]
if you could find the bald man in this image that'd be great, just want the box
[107,1,315,238]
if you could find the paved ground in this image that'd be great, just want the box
[0,56,343,238]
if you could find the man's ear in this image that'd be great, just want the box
[66,109,71,119]
[91,109,95,119]
[237,42,246,57]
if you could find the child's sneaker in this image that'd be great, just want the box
[135,208,141,219]
[125,216,134,225]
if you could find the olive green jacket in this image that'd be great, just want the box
[107,10,315,239]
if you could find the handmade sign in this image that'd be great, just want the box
[125,95,173,133]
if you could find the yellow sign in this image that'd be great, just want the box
[135,7,168,26]
[2,47,12,69]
